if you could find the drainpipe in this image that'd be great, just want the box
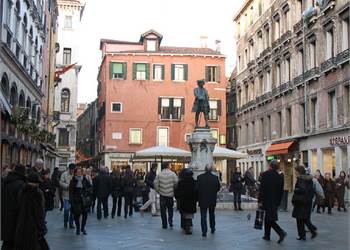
[302,0,308,134]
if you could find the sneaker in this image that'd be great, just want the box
[82,230,87,235]
[162,226,167,229]
[297,236,306,241]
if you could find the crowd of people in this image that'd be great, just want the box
[1,158,349,249]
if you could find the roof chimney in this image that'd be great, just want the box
[215,40,221,53]
[200,35,208,48]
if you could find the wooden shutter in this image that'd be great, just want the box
[205,66,209,81]
[109,62,113,79]
[184,64,188,81]
[146,63,150,80]
[122,62,127,79]
[171,64,175,80]
[158,97,162,114]
[132,63,137,80]
[169,98,174,118]
[161,65,165,80]
[217,66,221,83]
[181,98,185,116]
[217,100,222,116]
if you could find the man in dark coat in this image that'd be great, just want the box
[258,160,287,243]
[93,166,112,219]
[230,166,245,211]
[1,165,26,250]
[111,167,123,218]
[196,164,221,237]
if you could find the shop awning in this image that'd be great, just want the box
[266,141,296,156]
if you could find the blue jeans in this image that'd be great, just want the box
[64,199,74,225]
[200,206,215,234]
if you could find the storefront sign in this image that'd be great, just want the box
[247,149,262,155]
[329,136,350,146]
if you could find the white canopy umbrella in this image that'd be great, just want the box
[133,145,191,161]
[213,146,248,159]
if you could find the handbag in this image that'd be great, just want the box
[82,192,92,208]
[254,209,265,230]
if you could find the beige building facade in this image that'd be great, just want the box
[231,0,349,183]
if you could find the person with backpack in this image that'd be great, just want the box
[292,166,317,241]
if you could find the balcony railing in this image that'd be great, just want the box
[304,67,320,81]
[320,57,337,73]
[247,60,255,68]
[256,91,272,105]
[336,49,349,65]
[260,47,271,58]
[293,74,304,87]
[280,30,292,44]
[293,19,303,33]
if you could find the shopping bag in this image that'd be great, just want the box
[254,209,265,230]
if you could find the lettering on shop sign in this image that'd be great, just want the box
[329,136,350,146]
[247,149,262,155]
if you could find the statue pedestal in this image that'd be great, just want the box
[187,128,217,179]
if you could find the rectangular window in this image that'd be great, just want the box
[301,103,306,133]
[326,29,334,59]
[328,91,337,127]
[267,115,271,140]
[276,63,281,86]
[153,64,164,81]
[252,121,255,144]
[311,98,317,130]
[209,100,221,121]
[64,16,72,28]
[147,40,156,51]
[129,128,142,144]
[112,132,122,140]
[298,49,304,75]
[277,111,282,138]
[345,85,350,123]
[259,75,264,95]
[210,128,219,140]
[205,66,220,82]
[258,0,263,15]
[237,126,241,146]
[58,128,69,146]
[275,20,280,40]
[286,107,292,136]
[258,34,263,54]
[157,127,169,146]
[266,28,270,48]
[310,41,316,69]
[110,62,127,79]
[244,49,248,67]
[172,64,188,81]
[133,63,149,80]
[111,102,122,113]
[63,48,71,65]
[342,19,349,51]
[266,71,271,92]
[158,97,184,120]
[285,58,291,82]
[245,123,249,145]
[261,118,265,142]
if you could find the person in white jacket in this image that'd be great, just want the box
[60,163,75,228]
[154,162,178,229]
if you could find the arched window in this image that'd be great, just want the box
[31,105,36,119]
[22,14,28,51]
[10,83,18,106]
[6,0,12,26]
[36,107,41,124]
[1,73,10,99]
[61,88,70,112]
[15,1,21,40]
[18,91,25,107]
[26,97,31,118]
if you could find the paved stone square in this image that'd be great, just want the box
[45,204,349,250]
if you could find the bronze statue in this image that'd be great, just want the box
[192,79,210,128]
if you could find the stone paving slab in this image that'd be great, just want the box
[44,204,350,250]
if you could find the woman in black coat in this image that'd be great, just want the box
[69,167,93,235]
[323,173,336,214]
[335,171,349,212]
[230,166,244,211]
[292,166,317,241]
[15,172,49,250]
[122,166,136,218]
[175,168,197,235]
[40,168,56,212]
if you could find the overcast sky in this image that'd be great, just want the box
[77,0,245,103]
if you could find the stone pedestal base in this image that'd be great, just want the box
[187,128,217,179]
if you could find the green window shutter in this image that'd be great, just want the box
[217,66,221,83]
[184,64,188,81]
[153,64,156,80]
[169,98,174,117]
[217,100,222,116]
[146,63,150,80]
[123,63,127,79]
[158,97,162,114]
[161,65,165,80]
[205,66,209,81]
[181,98,185,115]
[109,62,113,79]
[171,64,175,80]
[132,63,137,80]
